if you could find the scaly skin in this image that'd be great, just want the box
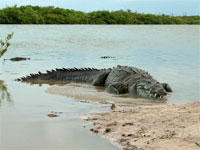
[16,65,172,100]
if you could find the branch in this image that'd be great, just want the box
[0,32,14,58]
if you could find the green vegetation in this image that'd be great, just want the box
[0,33,14,58]
[0,5,199,24]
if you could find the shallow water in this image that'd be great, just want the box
[1,25,200,103]
[0,25,200,149]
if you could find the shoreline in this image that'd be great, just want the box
[46,84,200,149]
[82,102,200,150]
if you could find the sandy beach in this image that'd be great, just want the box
[46,84,200,150]
[83,102,200,150]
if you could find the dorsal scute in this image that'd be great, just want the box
[114,65,153,79]
[45,67,100,73]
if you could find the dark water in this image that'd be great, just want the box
[0,25,199,149]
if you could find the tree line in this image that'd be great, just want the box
[0,5,199,24]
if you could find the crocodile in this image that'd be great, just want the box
[16,65,172,100]
[4,57,30,62]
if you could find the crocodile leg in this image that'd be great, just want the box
[106,83,128,94]
[92,70,111,86]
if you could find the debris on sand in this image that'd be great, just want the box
[84,102,200,150]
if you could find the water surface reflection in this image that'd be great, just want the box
[0,80,12,105]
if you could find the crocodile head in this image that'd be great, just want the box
[129,80,172,100]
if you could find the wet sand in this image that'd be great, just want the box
[46,83,165,105]
[47,84,200,150]
[83,102,200,150]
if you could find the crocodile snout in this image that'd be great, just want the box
[157,89,167,96]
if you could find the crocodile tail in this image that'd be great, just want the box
[16,67,100,85]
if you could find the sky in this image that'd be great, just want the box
[0,0,199,15]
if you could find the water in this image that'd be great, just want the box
[0,25,200,149]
